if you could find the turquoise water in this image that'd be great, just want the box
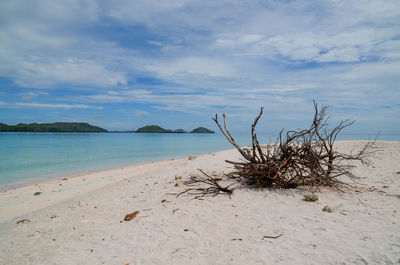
[0,132,398,188]
[0,132,249,188]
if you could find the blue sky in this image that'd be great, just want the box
[0,0,399,134]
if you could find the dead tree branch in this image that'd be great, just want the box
[177,169,235,198]
[213,101,376,189]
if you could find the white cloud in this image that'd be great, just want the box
[147,40,163,47]
[147,57,235,78]
[20,91,49,100]
[214,27,399,63]
[0,0,130,89]
[2,0,399,88]
[0,0,399,131]
[104,0,247,30]
[106,0,189,27]
[15,102,102,109]
[316,47,361,63]
[208,1,400,63]
[338,61,400,81]
[239,34,264,44]
[260,83,322,94]
[14,58,127,88]
[134,110,150,118]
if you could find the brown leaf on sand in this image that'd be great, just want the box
[34,192,42,196]
[124,211,140,221]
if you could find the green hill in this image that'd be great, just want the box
[0,123,9,131]
[173,129,188,133]
[190,127,214,133]
[0,122,107,132]
[136,125,171,133]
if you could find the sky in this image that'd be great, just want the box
[0,0,399,134]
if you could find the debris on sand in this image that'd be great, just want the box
[322,206,334,212]
[124,211,140,221]
[16,219,31,224]
[303,194,318,202]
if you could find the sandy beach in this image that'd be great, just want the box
[0,141,399,264]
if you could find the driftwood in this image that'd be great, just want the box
[212,101,376,189]
[177,169,235,198]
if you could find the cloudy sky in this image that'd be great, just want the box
[0,0,399,133]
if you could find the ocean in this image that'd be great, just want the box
[0,132,398,189]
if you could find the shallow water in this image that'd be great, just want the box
[0,132,247,187]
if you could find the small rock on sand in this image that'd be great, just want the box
[303,194,318,202]
[322,206,334,212]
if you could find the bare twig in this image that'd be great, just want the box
[263,233,283,239]
[177,169,235,198]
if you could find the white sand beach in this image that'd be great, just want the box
[0,141,399,264]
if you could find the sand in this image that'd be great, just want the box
[0,141,399,264]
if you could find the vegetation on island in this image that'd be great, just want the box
[0,122,215,134]
[178,101,376,198]
[174,129,188,133]
[136,125,213,133]
[190,127,215,133]
[136,125,171,133]
[0,122,107,132]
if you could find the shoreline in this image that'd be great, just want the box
[1,140,399,264]
[0,146,239,224]
[0,154,195,223]
[2,139,398,192]
[0,132,237,191]
[0,139,238,192]
[0,151,220,192]
[1,140,398,221]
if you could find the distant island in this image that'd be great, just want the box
[135,125,214,133]
[190,127,214,133]
[136,125,176,133]
[0,122,214,133]
[0,122,107,132]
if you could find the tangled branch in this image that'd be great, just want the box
[213,101,376,189]
[177,169,235,198]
